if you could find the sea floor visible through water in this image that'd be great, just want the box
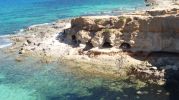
[0,50,170,100]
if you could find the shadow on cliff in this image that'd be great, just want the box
[128,51,179,100]
[47,84,169,100]
[56,31,94,51]
[56,31,83,48]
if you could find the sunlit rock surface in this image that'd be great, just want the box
[64,8,179,52]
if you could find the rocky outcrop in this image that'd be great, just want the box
[7,8,179,86]
[64,8,179,52]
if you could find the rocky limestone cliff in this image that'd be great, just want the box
[7,8,179,85]
[63,8,179,52]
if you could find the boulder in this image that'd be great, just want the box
[76,30,92,44]
[19,48,25,54]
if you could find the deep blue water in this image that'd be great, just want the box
[0,0,144,35]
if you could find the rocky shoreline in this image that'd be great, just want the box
[3,7,179,86]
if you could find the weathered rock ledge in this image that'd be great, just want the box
[64,8,179,52]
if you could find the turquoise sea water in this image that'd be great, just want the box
[0,0,144,35]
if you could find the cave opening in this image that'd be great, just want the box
[102,41,112,48]
[120,43,131,49]
[72,35,76,41]
[71,35,78,46]
[72,35,77,43]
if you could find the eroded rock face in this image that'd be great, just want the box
[71,17,102,31]
[64,8,179,52]
[76,30,91,44]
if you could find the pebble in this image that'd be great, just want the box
[136,91,142,95]
[37,43,41,46]
[150,66,157,70]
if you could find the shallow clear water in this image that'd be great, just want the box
[0,0,144,35]
[0,50,170,100]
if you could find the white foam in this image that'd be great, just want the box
[29,23,50,28]
[0,43,12,48]
[0,37,12,48]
